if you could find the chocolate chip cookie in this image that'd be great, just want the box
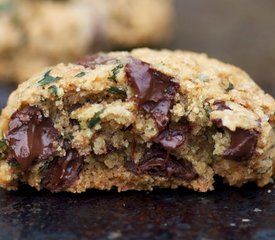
[0,48,274,193]
[0,0,173,82]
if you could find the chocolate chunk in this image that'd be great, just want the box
[69,119,80,127]
[154,129,185,151]
[106,141,116,153]
[126,146,198,181]
[78,54,115,69]
[224,128,259,161]
[62,93,84,114]
[66,103,82,114]
[7,106,59,171]
[212,118,224,129]
[212,118,259,160]
[213,100,231,111]
[41,146,84,193]
[125,58,179,129]
[154,118,191,150]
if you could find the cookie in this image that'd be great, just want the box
[0,48,274,193]
[0,0,173,82]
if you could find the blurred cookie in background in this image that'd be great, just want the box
[0,0,174,83]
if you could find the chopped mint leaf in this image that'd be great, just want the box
[0,133,7,159]
[198,73,209,82]
[75,72,86,78]
[9,160,20,169]
[226,82,234,92]
[108,87,127,98]
[204,105,211,118]
[0,138,7,150]
[88,109,104,129]
[38,70,62,86]
[39,161,50,174]
[108,62,124,83]
[49,85,59,98]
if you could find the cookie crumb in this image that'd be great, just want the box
[253,208,262,212]
[108,231,122,240]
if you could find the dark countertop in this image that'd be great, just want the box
[0,184,275,240]
[0,0,275,239]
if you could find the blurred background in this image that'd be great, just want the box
[172,0,275,96]
[1,0,275,108]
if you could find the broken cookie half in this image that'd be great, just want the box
[0,48,274,193]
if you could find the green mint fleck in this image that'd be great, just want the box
[49,85,59,98]
[108,62,124,83]
[37,70,62,86]
[107,87,127,98]
[0,138,7,150]
[0,133,7,159]
[9,160,20,169]
[38,161,50,174]
[226,82,234,92]
[198,73,209,82]
[88,109,104,129]
[204,105,211,118]
[75,72,86,78]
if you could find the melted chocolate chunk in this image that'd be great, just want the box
[126,146,198,181]
[7,106,59,171]
[125,58,179,129]
[41,145,84,193]
[212,118,259,160]
[154,118,191,150]
[224,128,259,161]
[154,129,185,151]
[213,100,231,111]
[78,54,115,69]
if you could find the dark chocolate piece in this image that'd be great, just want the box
[106,141,116,153]
[212,119,224,129]
[126,146,198,181]
[7,106,59,171]
[154,118,191,150]
[41,145,84,193]
[69,119,80,127]
[154,129,185,151]
[78,54,115,69]
[212,118,259,161]
[213,100,232,111]
[125,58,179,129]
[224,128,259,161]
[66,103,82,114]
